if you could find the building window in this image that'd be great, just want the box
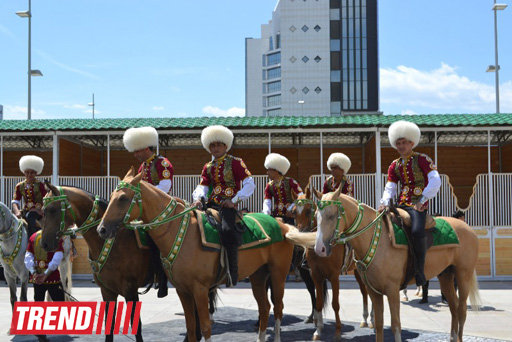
[315,87,322,94]
[330,101,341,114]
[267,67,281,80]
[330,39,340,51]
[302,25,309,32]
[276,34,281,49]
[331,70,341,82]
[302,56,309,63]
[314,56,322,63]
[314,25,321,32]
[269,36,274,51]
[330,9,340,20]
[266,81,281,93]
[267,108,281,116]
[267,52,281,66]
[267,95,281,107]
[302,87,310,94]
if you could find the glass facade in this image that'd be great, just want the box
[266,67,281,80]
[267,52,281,66]
[329,0,377,114]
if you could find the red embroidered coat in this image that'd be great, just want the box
[26,231,64,284]
[13,180,47,212]
[200,154,252,205]
[264,177,303,217]
[387,152,437,208]
[322,175,354,196]
[137,154,174,193]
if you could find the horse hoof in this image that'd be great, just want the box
[304,315,314,324]
[368,323,374,329]
[359,322,368,328]
[334,335,342,342]
[401,296,408,301]
[312,333,321,341]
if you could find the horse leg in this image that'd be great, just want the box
[249,267,271,342]
[310,271,326,341]
[439,270,459,341]
[354,269,370,328]
[269,263,289,342]
[125,292,143,342]
[192,285,212,342]
[20,276,28,302]
[329,273,342,341]
[298,265,316,324]
[368,291,384,342]
[455,269,472,341]
[176,289,198,342]
[386,290,402,342]
[6,274,18,311]
[100,288,118,342]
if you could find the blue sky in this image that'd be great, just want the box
[1,0,511,119]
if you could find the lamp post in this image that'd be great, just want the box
[487,1,507,114]
[16,0,42,120]
[298,100,305,116]
[88,93,95,119]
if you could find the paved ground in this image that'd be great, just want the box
[1,278,511,341]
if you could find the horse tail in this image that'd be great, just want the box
[208,287,219,315]
[467,270,482,311]
[321,279,329,312]
[284,226,316,249]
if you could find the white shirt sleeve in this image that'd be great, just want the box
[192,185,209,202]
[24,251,36,274]
[262,199,272,215]
[232,177,255,203]
[156,179,172,194]
[421,170,441,201]
[380,181,397,206]
[46,251,64,274]
[12,199,21,207]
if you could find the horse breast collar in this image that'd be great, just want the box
[0,219,24,272]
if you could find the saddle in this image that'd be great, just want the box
[394,207,436,230]
[205,208,244,225]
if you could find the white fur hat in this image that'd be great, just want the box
[327,153,351,173]
[264,153,291,175]
[388,120,421,149]
[19,155,44,175]
[123,127,159,152]
[201,125,234,153]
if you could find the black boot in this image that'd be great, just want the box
[419,280,429,303]
[412,236,427,286]
[157,268,168,298]
[36,335,49,342]
[226,245,239,287]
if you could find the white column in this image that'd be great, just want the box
[268,132,271,154]
[320,132,324,184]
[52,133,59,185]
[375,129,382,208]
[488,130,495,278]
[107,133,111,177]
[434,131,438,165]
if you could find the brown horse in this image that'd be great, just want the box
[40,184,161,342]
[292,183,372,341]
[97,168,296,342]
[311,185,481,342]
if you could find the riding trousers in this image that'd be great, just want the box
[219,207,242,247]
[25,211,42,238]
[402,206,427,239]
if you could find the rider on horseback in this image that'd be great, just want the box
[378,120,441,286]
[262,153,303,224]
[192,125,255,287]
[12,155,47,238]
[323,152,354,196]
[123,126,174,298]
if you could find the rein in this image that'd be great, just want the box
[115,181,195,280]
[317,199,387,295]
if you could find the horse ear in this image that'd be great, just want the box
[133,171,143,184]
[44,180,60,196]
[305,182,312,199]
[333,182,342,199]
[312,184,323,200]
[124,166,136,180]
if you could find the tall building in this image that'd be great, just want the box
[246,0,378,116]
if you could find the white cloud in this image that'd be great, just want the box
[202,106,245,117]
[153,106,165,111]
[34,49,100,80]
[401,109,417,115]
[2,105,46,119]
[64,104,87,109]
[380,63,512,113]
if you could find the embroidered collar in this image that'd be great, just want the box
[213,154,227,164]
[144,153,157,165]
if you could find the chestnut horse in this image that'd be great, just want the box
[312,185,481,342]
[97,168,296,342]
[40,184,160,342]
[293,183,372,341]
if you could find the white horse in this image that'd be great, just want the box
[0,202,73,307]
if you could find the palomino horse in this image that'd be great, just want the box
[40,184,162,342]
[97,168,296,342]
[293,183,372,341]
[0,202,73,316]
[312,185,481,342]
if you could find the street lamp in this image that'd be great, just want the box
[88,93,95,119]
[16,0,42,120]
[298,100,305,116]
[487,1,507,114]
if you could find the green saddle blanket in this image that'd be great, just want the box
[393,217,459,247]
[197,212,284,250]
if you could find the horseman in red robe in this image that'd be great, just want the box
[323,153,354,196]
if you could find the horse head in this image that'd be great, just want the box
[97,166,142,239]
[314,183,344,257]
[293,182,319,232]
[0,201,17,235]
